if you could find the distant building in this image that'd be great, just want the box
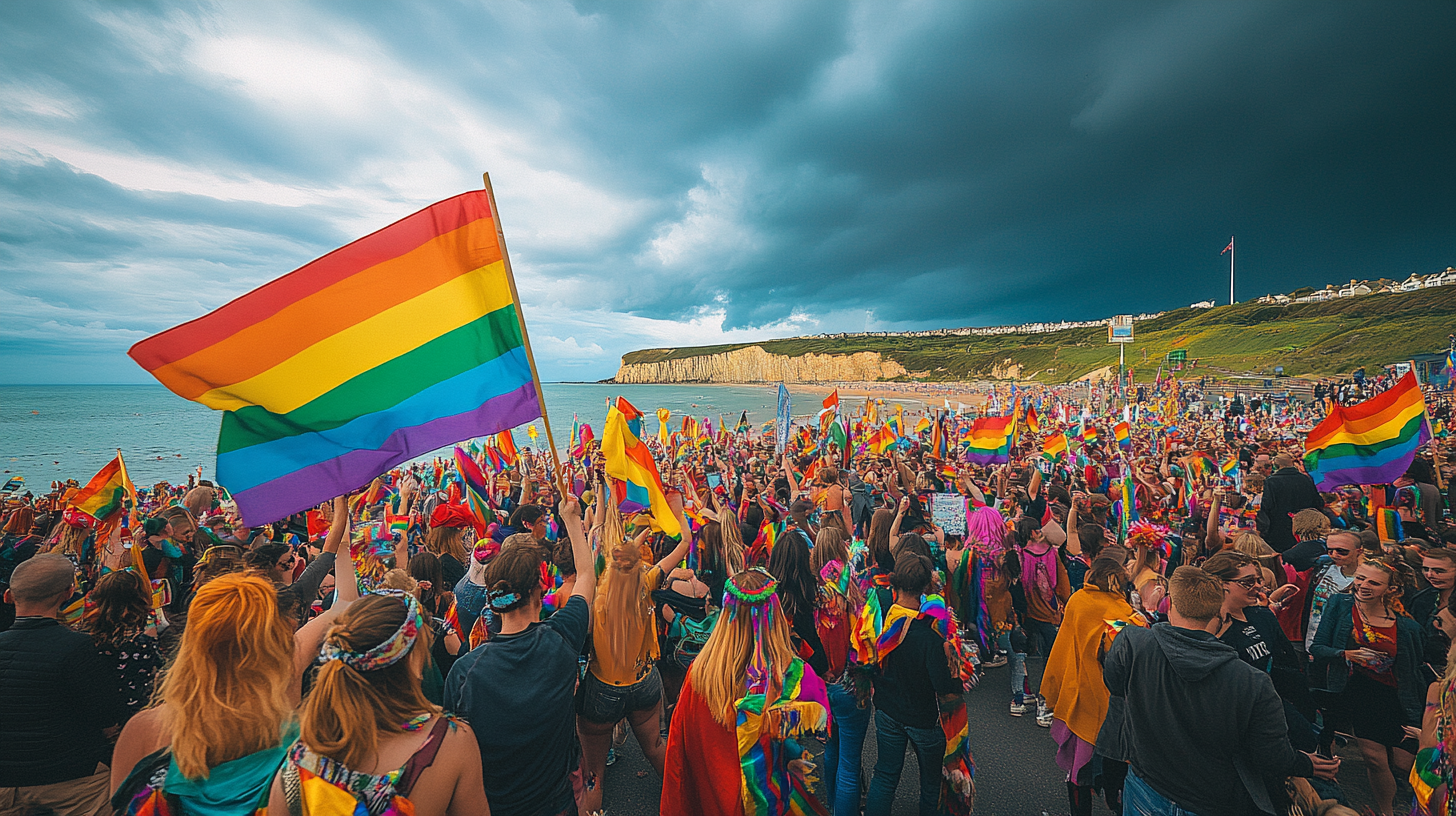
[1190,300,1215,309]
[1337,280,1372,298]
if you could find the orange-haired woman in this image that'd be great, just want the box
[110,496,359,814]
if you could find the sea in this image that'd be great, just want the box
[0,383,924,490]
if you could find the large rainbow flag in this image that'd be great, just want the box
[129,191,542,525]
[1304,371,1430,490]
[602,396,682,538]
[961,416,1014,465]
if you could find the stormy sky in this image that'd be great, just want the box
[2,0,1452,384]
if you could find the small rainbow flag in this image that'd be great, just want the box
[1042,432,1068,460]
[1304,372,1430,490]
[1113,421,1131,449]
[129,191,542,525]
[1024,405,1040,435]
[867,425,897,455]
[914,416,932,435]
[603,397,681,538]
[1221,454,1239,476]
[1081,425,1098,444]
[69,453,135,521]
[961,415,1015,465]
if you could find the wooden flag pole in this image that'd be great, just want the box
[482,173,565,493]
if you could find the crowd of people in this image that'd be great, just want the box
[3,370,1456,816]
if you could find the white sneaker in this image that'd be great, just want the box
[1035,695,1051,720]
[1036,711,1054,728]
[983,653,1008,669]
[1009,699,1028,716]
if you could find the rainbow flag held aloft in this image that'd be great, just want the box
[602,397,681,538]
[914,417,932,435]
[1024,405,1040,435]
[867,425,897,455]
[129,191,542,525]
[1113,421,1131,449]
[961,416,1014,465]
[1304,372,1431,490]
[1042,432,1068,460]
[1081,424,1098,444]
[69,453,135,521]
[453,446,495,532]
[1221,454,1240,476]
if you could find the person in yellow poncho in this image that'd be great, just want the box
[1040,556,1148,816]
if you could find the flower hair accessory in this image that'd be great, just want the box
[1127,520,1171,557]
[318,590,425,672]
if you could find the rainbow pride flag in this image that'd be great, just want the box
[69,453,134,521]
[1304,371,1430,490]
[1024,405,1040,435]
[129,191,542,525]
[453,446,495,532]
[867,425,897,455]
[961,416,1014,465]
[1221,454,1239,476]
[1113,421,1131,449]
[602,397,681,538]
[1042,432,1068,460]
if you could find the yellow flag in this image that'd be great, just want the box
[656,408,671,445]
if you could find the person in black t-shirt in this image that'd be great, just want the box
[863,551,963,816]
[444,495,593,816]
[1204,551,1316,751]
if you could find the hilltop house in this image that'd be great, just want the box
[1401,273,1426,292]
[1337,280,1372,298]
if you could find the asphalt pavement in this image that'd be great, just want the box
[599,655,1394,815]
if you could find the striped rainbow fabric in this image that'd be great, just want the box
[129,191,541,525]
[961,415,1014,465]
[1304,371,1430,490]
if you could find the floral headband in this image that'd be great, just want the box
[318,591,425,672]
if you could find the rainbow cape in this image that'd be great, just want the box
[128,191,542,526]
[1304,371,1430,490]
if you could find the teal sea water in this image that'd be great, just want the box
[0,383,919,489]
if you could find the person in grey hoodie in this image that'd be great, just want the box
[1098,566,1340,816]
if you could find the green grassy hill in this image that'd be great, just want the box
[622,285,1456,383]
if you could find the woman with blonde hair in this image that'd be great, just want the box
[1412,591,1456,815]
[810,525,870,816]
[1311,556,1424,815]
[111,501,359,814]
[576,496,690,815]
[268,593,489,816]
[661,569,830,816]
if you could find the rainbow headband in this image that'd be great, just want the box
[318,591,425,672]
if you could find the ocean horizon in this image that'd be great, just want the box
[0,382,927,490]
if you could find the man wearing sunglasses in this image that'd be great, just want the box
[1302,530,1362,661]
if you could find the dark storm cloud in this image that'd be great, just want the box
[0,0,1451,382]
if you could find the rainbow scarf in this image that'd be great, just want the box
[853,589,950,667]
[939,701,977,816]
[734,657,830,816]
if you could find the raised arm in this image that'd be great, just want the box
[782,454,800,497]
[561,493,594,603]
[1066,495,1083,557]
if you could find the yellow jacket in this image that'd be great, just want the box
[1040,585,1146,744]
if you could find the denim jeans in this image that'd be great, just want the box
[865,709,947,816]
[1123,771,1201,816]
[1023,618,1059,657]
[825,682,872,816]
[996,630,1029,701]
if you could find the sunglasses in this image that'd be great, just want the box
[1227,575,1264,589]
[1327,547,1354,555]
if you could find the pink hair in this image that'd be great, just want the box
[966,505,1008,557]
